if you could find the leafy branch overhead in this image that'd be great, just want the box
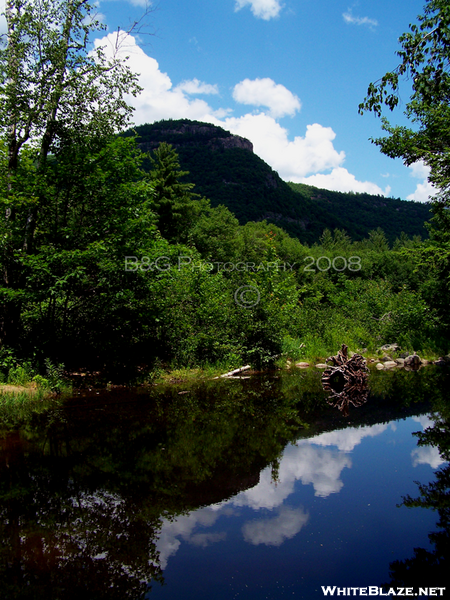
[359,0,450,203]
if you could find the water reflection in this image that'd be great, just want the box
[0,367,448,599]
[322,345,370,416]
[386,409,450,592]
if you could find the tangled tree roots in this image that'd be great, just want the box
[322,344,369,416]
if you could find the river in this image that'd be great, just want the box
[0,366,448,599]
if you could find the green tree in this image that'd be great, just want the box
[149,142,206,243]
[359,0,450,335]
[358,0,450,237]
[0,0,144,346]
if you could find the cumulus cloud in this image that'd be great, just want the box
[412,446,446,470]
[299,167,391,196]
[311,423,390,452]
[231,443,352,506]
[343,9,378,27]
[235,0,283,20]
[242,506,309,546]
[96,32,224,124]
[224,115,345,179]
[233,78,301,118]
[155,506,225,569]
[406,160,438,202]
[176,78,219,95]
[410,415,446,469]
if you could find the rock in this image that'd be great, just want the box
[404,354,422,366]
[379,343,400,352]
[376,363,385,369]
[395,358,405,365]
[384,361,397,369]
[399,352,410,359]
[434,359,447,366]
[315,363,328,369]
[296,362,310,368]
[380,355,393,362]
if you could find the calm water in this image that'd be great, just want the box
[0,367,449,599]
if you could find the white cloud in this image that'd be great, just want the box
[412,415,434,430]
[155,506,225,568]
[176,78,219,95]
[235,0,283,20]
[242,506,309,546]
[224,114,345,179]
[299,167,391,196]
[412,446,446,470]
[343,10,378,27]
[311,423,390,452]
[233,78,301,118]
[406,160,438,202]
[96,32,224,124]
[231,443,352,506]
[410,415,446,469]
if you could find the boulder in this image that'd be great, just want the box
[404,354,422,366]
[380,355,393,362]
[384,361,397,369]
[376,363,385,370]
[379,343,400,353]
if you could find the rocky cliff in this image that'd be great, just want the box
[135,120,253,154]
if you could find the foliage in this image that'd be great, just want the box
[0,1,445,380]
[359,0,450,226]
[126,120,431,245]
[359,0,450,338]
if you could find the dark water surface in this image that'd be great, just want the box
[1,367,449,599]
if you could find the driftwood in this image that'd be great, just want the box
[322,344,369,417]
[213,365,252,379]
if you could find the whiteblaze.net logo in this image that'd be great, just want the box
[321,587,446,597]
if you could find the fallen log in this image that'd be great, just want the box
[213,365,252,379]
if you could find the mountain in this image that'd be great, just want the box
[124,119,432,245]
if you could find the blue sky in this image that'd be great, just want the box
[3,0,435,201]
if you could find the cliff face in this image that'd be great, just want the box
[136,120,253,154]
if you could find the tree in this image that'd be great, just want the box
[149,142,206,243]
[0,0,145,345]
[359,0,450,334]
[358,0,450,237]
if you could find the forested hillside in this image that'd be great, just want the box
[124,119,431,245]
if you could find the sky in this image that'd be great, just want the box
[1,0,437,201]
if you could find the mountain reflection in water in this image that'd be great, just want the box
[0,367,448,599]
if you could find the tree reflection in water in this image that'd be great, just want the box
[0,368,448,599]
[0,378,305,599]
[386,411,450,591]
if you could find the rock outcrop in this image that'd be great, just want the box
[138,121,253,153]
